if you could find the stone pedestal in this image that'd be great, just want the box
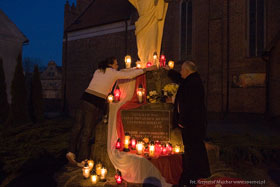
[122,103,172,141]
[90,120,115,173]
[146,69,173,95]
[121,103,183,146]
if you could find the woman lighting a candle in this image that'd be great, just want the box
[66,57,157,167]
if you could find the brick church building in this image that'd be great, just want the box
[63,0,280,118]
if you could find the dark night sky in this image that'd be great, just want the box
[0,0,76,67]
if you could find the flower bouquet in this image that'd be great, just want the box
[162,83,179,103]
[146,90,161,103]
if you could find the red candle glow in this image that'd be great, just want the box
[116,175,122,184]
[146,62,152,67]
[115,138,121,149]
[130,137,136,150]
[166,143,173,154]
[160,54,166,67]
[115,170,122,184]
[162,146,167,155]
[114,85,121,101]
[155,141,161,154]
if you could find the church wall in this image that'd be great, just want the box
[269,40,280,117]
[161,1,181,63]
[266,0,280,117]
[266,0,280,44]
[227,0,265,114]
[206,0,224,113]
[63,29,137,115]
[192,0,280,114]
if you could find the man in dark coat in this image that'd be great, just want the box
[167,61,210,186]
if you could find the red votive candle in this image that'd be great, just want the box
[131,138,136,150]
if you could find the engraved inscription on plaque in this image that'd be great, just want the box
[122,110,170,141]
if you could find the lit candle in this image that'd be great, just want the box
[91,174,98,184]
[149,143,155,157]
[153,52,158,68]
[130,137,136,150]
[160,54,166,67]
[136,61,142,68]
[96,162,102,176]
[146,62,152,67]
[100,167,107,182]
[107,94,114,103]
[88,160,94,171]
[166,143,173,154]
[162,145,167,155]
[137,90,143,103]
[116,175,122,184]
[168,60,174,69]
[115,169,122,184]
[155,141,161,154]
[175,144,180,153]
[82,162,90,179]
[125,55,131,69]
[115,138,121,149]
[123,133,130,151]
[153,52,158,60]
[136,141,144,155]
[137,84,145,103]
[114,85,121,102]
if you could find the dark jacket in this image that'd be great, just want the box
[168,70,207,140]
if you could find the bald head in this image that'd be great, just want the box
[180,61,197,79]
[182,61,197,72]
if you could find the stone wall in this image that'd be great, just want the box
[63,30,138,115]
[192,0,280,114]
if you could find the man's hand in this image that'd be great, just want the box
[163,66,170,71]
[178,124,184,128]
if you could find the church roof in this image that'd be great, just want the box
[0,9,29,43]
[65,0,135,32]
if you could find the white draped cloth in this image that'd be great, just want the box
[107,78,172,186]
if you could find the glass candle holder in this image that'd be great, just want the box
[100,167,107,182]
[96,162,102,176]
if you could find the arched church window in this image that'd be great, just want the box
[248,0,265,57]
[180,0,192,60]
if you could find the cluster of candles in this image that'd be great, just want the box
[107,85,121,103]
[116,133,182,157]
[107,83,145,104]
[107,54,175,104]
[124,53,175,70]
[82,160,110,184]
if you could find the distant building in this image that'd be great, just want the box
[0,9,29,102]
[63,0,280,118]
[41,60,62,99]
[40,60,63,113]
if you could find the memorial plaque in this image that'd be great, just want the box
[121,103,173,141]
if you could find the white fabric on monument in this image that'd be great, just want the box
[107,78,172,186]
